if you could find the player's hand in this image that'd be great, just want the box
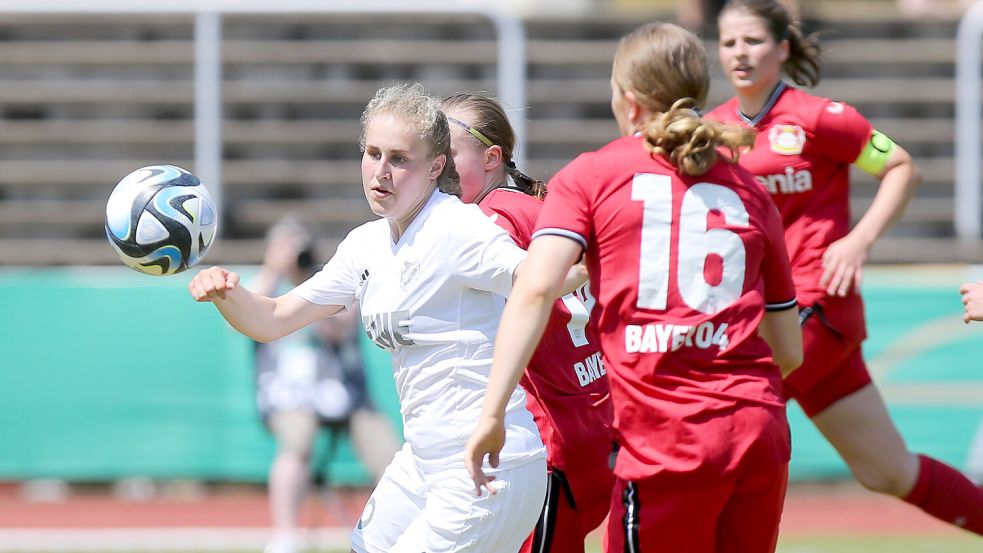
[463,415,504,497]
[188,266,239,302]
[819,235,868,297]
[960,281,983,324]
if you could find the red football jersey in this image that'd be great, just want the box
[534,135,797,481]
[479,187,613,475]
[709,83,873,308]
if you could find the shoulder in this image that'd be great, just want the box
[706,97,740,122]
[554,136,642,182]
[706,161,773,212]
[340,218,387,247]
[481,188,540,216]
[779,87,860,124]
[434,193,508,237]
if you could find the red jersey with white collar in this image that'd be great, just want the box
[479,187,613,476]
[709,83,873,307]
[534,136,797,481]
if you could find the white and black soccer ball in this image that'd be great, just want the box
[105,164,218,276]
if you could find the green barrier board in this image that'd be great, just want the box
[0,266,981,484]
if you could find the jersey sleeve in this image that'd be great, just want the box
[290,229,360,310]
[532,156,593,249]
[759,197,797,311]
[450,210,527,297]
[810,100,873,165]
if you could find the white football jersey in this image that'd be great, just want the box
[292,191,545,467]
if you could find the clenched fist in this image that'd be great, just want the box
[189,266,240,302]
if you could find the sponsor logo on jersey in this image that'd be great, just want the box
[768,124,806,155]
[573,351,605,386]
[399,260,421,289]
[756,167,813,195]
[624,322,730,353]
[363,310,415,351]
[825,101,845,114]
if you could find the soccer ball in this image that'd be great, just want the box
[105,164,218,276]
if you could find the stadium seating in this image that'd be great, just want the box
[0,4,978,265]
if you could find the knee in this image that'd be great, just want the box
[849,455,919,497]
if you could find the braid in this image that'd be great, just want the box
[505,163,547,200]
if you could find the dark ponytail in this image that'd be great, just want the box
[441,93,546,199]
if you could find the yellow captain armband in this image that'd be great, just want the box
[853,129,896,176]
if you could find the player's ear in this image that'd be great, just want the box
[624,90,643,128]
[485,145,504,171]
[778,38,790,64]
[430,153,447,180]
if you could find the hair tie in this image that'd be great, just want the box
[505,160,516,169]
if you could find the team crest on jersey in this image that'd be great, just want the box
[768,124,806,155]
[399,260,421,289]
[826,101,845,114]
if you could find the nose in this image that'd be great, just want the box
[373,157,391,181]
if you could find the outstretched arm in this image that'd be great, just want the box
[821,144,921,297]
[189,266,343,342]
[465,235,582,495]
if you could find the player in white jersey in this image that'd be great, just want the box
[188,83,551,553]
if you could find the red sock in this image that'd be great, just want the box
[902,454,983,535]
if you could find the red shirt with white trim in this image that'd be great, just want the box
[534,135,796,481]
[709,83,872,309]
[479,187,613,475]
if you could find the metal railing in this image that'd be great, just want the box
[955,0,983,240]
[2,0,527,227]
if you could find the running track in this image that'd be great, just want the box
[0,482,969,551]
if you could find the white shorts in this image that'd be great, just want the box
[351,443,547,553]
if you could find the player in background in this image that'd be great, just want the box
[466,22,802,553]
[188,83,566,553]
[709,0,983,535]
[961,281,983,323]
[442,93,614,553]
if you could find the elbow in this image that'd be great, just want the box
[910,165,923,192]
[775,349,803,377]
[901,157,923,193]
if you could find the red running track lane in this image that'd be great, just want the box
[0,483,969,537]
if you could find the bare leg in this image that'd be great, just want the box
[812,383,983,534]
[349,408,401,482]
[811,384,919,497]
[266,451,309,553]
[266,410,319,553]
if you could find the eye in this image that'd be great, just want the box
[366,149,381,160]
[721,38,736,48]
[392,154,407,164]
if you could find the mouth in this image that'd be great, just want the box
[370,185,392,199]
[732,65,753,78]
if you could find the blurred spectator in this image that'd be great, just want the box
[251,217,401,553]
[898,0,975,19]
